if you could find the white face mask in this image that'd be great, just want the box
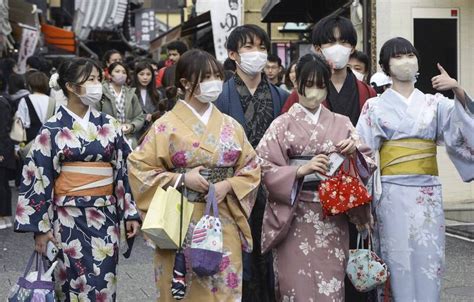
[75,83,103,106]
[111,73,127,86]
[389,57,419,82]
[195,80,223,103]
[321,44,352,70]
[352,69,366,82]
[236,51,268,76]
[298,87,327,110]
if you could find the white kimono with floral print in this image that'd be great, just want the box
[356,88,474,302]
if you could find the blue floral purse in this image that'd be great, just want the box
[346,233,389,292]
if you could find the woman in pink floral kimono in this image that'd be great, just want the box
[256,53,376,301]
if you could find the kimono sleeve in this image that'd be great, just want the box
[225,121,261,218]
[356,99,386,152]
[255,117,298,206]
[436,93,474,182]
[14,128,56,234]
[113,124,139,221]
[127,121,175,212]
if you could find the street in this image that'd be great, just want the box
[1,190,473,301]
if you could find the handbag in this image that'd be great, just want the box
[189,184,224,277]
[10,114,26,143]
[141,174,194,249]
[318,157,372,217]
[346,233,389,292]
[8,252,56,302]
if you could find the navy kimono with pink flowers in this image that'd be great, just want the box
[14,106,140,302]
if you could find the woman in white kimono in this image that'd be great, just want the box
[356,37,474,302]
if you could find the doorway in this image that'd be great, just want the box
[413,8,458,98]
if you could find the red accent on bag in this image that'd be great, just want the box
[318,158,372,217]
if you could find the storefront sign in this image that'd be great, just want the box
[135,8,156,49]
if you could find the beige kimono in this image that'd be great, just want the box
[127,101,261,301]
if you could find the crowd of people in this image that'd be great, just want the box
[0,14,472,302]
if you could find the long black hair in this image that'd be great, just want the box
[295,53,331,96]
[133,61,161,109]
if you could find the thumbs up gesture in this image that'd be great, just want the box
[431,63,459,91]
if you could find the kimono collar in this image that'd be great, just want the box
[60,105,91,130]
[178,99,213,125]
[294,103,322,124]
[386,88,417,105]
[172,100,223,153]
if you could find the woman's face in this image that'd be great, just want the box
[73,67,101,96]
[110,65,127,81]
[137,68,152,87]
[192,73,222,96]
[289,64,296,86]
[297,75,327,111]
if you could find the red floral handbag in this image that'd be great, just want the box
[318,157,372,217]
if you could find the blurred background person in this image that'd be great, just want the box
[133,60,164,137]
[348,50,370,82]
[264,54,284,87]
[99,62,144,149]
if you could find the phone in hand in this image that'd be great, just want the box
[315,153,346,180]
[46,241,59,262]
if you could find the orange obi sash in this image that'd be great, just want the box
[55,162,114,197]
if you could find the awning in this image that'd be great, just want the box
[150,11,211,52]
[262,0,350,23]
[41,23,75,53]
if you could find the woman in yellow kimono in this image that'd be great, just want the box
[127,49,261,301]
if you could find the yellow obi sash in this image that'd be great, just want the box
[380,138,438,176]
[55,162,114,197]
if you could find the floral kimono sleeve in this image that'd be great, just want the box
[15,128,57,234]
[255,118,297,206]
[127,123,174,212]
[436,93,474,182]
[113,125,139,221]
[225,121,261,219]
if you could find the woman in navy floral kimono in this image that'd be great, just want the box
[14,58,140,302]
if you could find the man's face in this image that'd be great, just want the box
[314,28,354,54]
[168,50,180,64]
[228,37,268,64]
[264,61,281,81]
[348,58,367,75]
[107,53,122,66]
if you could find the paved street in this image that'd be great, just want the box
[1,190,473,301]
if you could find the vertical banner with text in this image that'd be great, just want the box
[17,28,39,74]
[209,0,242,62]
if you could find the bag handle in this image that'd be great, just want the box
[23,251,49,280]
[205,184,219,218]
[356,231,372,252]
[178,173,185,251]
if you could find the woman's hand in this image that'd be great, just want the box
[122,124,134,134]
[34,231,57,255]
[296,154,329,178]
[432,63,466,104]
[431,63,458,91]
[184,166,209,193]
[126,220,140,238]
[145,114,153,122]
[337,138,357,155]
[212,180,233,204]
